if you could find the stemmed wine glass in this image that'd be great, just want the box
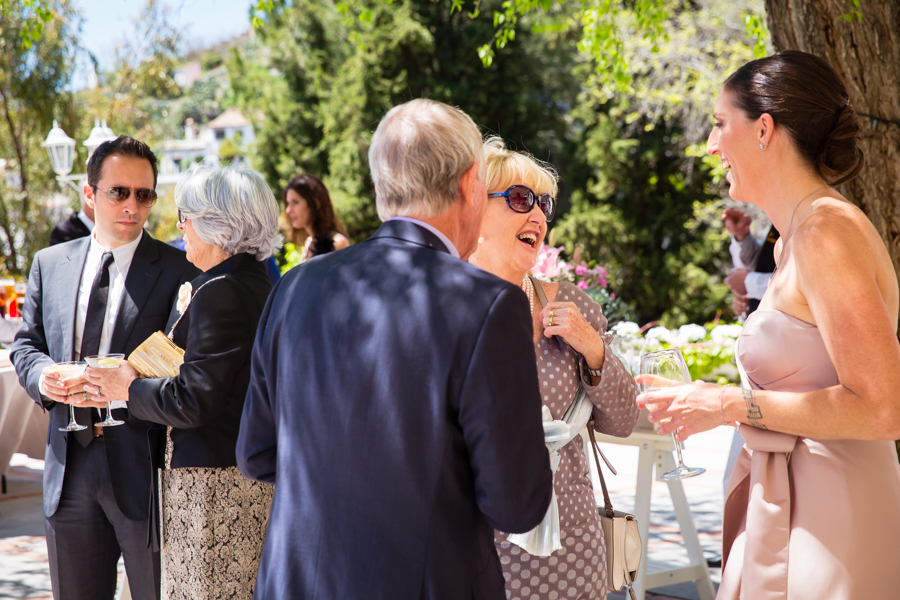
[55,362,88,432]
[639,348,706,481]
[84,354,125,427]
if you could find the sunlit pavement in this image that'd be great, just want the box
[0,427,734,600]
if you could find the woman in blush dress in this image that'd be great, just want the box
[636,51,900,599]
[283,174,350,261]
[82,164,281,600]
[469,137,639,600]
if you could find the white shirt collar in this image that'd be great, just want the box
[89,229,143,274]
[388,216,460,259]
[77,210,95,231]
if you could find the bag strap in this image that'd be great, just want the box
[529,275,549,307]
[167,275,227,339]
[587,416,616,518]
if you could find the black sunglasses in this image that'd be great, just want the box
[93,186,158,208]
[488,185,555,222]
[177,209,187,224]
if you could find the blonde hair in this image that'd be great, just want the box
[369,99,484,221]
[482,136,558,197]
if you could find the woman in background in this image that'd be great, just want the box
[283,174,350,260]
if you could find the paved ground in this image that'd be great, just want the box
[0,427,734,600]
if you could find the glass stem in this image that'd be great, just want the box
[673,435,686,467]
[68,403,77,425]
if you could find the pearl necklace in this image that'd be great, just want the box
[520,275,535,315]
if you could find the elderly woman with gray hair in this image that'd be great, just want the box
[82,163,281,600]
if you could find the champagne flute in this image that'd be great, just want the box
[84,354,125,427]
[639,348,706,481]
[55,362,88,432]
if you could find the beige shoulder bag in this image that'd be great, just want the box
[587,418,642,599]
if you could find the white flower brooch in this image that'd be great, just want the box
[176,282,193,316]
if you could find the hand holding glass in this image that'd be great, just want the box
[84,354,125,427]
[639,349,706,481]
[55,362,88,432]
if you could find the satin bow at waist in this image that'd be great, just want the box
[722,425,799,600]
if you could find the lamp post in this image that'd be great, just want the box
[42,119,116,193]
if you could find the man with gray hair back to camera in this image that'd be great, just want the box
[237,98,553,599]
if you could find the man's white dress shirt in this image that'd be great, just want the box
[729,234,773,302]
[73,231,144,411]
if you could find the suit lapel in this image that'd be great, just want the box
[109,233,161,352]
[56,238,91,361]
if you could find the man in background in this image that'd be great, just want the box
[49,194,94,246]
[722,208,779,318]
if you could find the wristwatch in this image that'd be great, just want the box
[583,356,602,379]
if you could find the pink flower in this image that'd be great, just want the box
[531,245,565,279]
[577,280,590,290]
[575,265,587,276]
[610,293,616,300]
[597,277,607,288]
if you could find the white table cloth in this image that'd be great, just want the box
[0,362,48,477]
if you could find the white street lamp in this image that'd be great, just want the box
[83,119,117,158]
[41,120,76,178]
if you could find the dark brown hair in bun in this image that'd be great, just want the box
[723,50,864,186]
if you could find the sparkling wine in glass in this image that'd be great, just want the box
[639,348,706,481]
[55,362,88,432]
[84,354,125,427]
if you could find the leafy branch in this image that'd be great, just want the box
[838,0,861,23]
[0,0,54,48]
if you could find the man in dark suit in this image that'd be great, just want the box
[49,197,93,246]
[11,136,198,600]
[237,99,553,599]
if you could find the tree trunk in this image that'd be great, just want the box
[765,0,900,278]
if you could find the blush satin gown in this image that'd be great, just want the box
[720,309,900,599]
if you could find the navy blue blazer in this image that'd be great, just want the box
[238,219,553,600]
[11,233,199,521]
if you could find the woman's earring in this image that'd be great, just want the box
[759,143,765,150]
[478,237,484,244]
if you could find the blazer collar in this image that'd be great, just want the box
[368,219,454,256]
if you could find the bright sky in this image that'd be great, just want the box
[74,0,253,86]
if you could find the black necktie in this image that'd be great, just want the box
[74,251,114,447]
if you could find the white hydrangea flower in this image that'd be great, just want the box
[710,323,743,346]
[645,326,676,345]
[677,323,708,345]
[611,321,641,337]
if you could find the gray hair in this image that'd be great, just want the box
[175,163,282,260]
[368,99,484,221]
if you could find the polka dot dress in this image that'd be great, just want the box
[494,282,640,600]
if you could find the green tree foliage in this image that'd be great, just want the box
[234,0,584,241]
[0,0,80,276]
[548,0,765,325]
